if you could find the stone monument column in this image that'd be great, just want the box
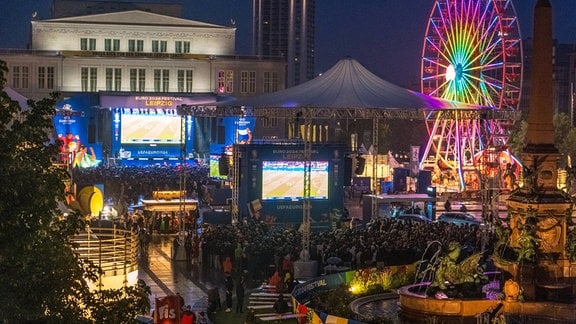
[501,0,575,302]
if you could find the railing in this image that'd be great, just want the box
[72,226,139,279]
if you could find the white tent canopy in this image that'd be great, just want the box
[4,87,30,110]
[226,58,485,110]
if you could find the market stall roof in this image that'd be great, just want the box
[224,58,487,111]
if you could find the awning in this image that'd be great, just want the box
[141,199,198,212]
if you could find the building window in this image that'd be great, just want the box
[80,38,96,51]
[226,70,234,93]
[104,39,120,51]
[130,68,146,91]
[106,68,122,91]
[12,66,29,89]
[240,71,248,94]
[162,69,169,91]
[177,70,193,93]
[128,39,144,52]
[217,70,234,93]
[38,66,55,89]
[175,41,190,53]
[249,71,256,93]
[115,68,122,91]
[217,71,225,93]
[106,69,112,90]
[240,71,256,94]
[154,69,169,92]
[154,70,161,91]
[81,67,98,92]
[261,117,279,128]
[152,40,167,53]
[138,69,146,91]
[263,71,279,93]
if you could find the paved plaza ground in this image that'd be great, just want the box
[139,235,301,323]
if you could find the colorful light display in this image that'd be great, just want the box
[420,0,523,192]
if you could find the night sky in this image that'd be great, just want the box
[1,0,575,88]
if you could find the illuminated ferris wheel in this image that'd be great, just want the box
[420,0,523,192]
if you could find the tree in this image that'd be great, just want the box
[0,60,149,322]
[553,113,576,168]
[506,119,527,158]
[507,113,576,166]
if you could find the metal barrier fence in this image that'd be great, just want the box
[71,226,139,280]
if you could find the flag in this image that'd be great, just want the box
[154,296,180,324]
[388,151,401,168]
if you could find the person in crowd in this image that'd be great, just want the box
[273,294,290,314]
[180,305,195,324]
[281,254,293,276]
[460,204,468,212]
[196,311,209,324]
[207,288,221,313]
[160,214,167,236]
[176,292,185,312]
[234,242,244,272]
[284,271,297,293]
[224,271,234,312]
[222,256,233,275]
[235,275,245,313]
[444,199,452,212]
[268,271,280,289]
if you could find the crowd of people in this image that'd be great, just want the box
[74,164,492,277]
[73,164,494,321]
[72,163,213,211]
[200,217,489,282]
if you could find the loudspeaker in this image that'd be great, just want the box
[218,155,229,175]
[355,156,366,175]
[344,156,353,185]
[417,170,432,194]
[217,125,225,144]
[393,168,410,192]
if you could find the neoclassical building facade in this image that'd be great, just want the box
[0,10,286,101]
[0,10,286,161]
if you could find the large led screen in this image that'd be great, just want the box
[121,114,181,144]
[261,160,329,201]
[209,154,228,179]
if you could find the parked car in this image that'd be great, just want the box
[437,212,484,227]
[396,214,433,224]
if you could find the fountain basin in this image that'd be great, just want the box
[398,283,498,319]
[398,282,576,323]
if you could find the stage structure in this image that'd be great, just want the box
[52,93,239,170]
[175,103,515,223]
[420,0,524,192]
[54,58,519,253]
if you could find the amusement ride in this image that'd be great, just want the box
[420,0,524,193]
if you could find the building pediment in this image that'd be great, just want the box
[41,10,228,29]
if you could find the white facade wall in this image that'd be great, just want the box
[0,52,62,99]
[31,22,235,55]
[60,57,213,93]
